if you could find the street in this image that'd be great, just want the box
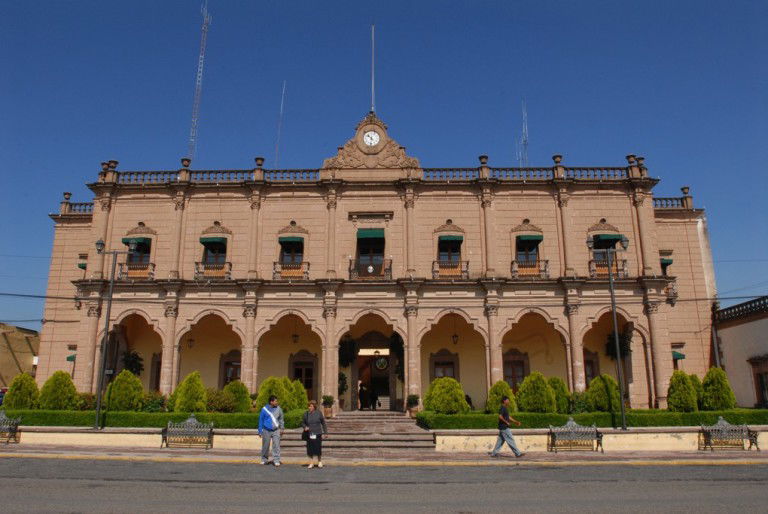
[2,457,767,513]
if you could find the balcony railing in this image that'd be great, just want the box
[194,261,232,280]
[349,259,392,280]
[511,260,550,279]
[432,260,469,279]
[117,262,155,280]
[68,202,94,214]
[653,197,685,209]
[273,261,310,280]
[589,259,628,279]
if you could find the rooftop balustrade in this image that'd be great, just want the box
[490,168,553,180]
[264,169,320,182]
[715,296,768,323]
[422,168,479,181]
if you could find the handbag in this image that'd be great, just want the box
[301,430,309,441]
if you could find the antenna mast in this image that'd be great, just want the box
[274,80,287,168]
[516,99,529,167]
[187,2,212,160]
[370,24,375,112]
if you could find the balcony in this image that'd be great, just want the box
[194,261,232,280]
[665,281,679,306]
[432,260,469,279]
[349,259,392,280]
[117,262,155,280]
[510,260,549,279]
[273,261,310,280]
[589,259,628,279]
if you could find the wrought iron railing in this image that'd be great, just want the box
[511,259,550,279]
[272,261,310,280]
[432,260,469,279]
[349,259,392,280]
[194,261,232,280]
[716,296,768,323]
[118,262,155,280]
[589,259,628,279]
[422,168,480,181]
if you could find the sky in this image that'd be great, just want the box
[1,1,767,331]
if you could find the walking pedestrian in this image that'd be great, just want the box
[258,395,284,466]
[301,400,328,469]
[489,396,525,458]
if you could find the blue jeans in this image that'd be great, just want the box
[491,427,521,457]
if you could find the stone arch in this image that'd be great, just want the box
[111,309,164,339]
[500,311,569,388]
[175,312,245,389]
[579,305,649,342]
[502,307,568,344]
[108,312,164,392]
[417,308,488,344]
[337,308,406,343]
[177,309,245,346]
[256,309,325,343]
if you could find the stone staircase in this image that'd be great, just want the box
[280,410,434,451]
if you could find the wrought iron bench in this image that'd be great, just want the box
[161,414,214,449]
[0,411,21,444]
[548,417,604,453]
[698,416,760,451]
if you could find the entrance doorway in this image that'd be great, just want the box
[350,331,400,411]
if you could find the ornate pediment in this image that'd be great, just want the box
[126,221,157,236]
[511,219,542,233]
[587,218,619,233]
[202,221,232,235]
[355,111,388,131]
[434,219,465,233]
[278,220,309,234]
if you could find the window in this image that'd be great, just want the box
[434,361,455,378]
[279,239,304,265]
[516,236,541,265]
[584,349,600,385]
[592,236,617,263]
[203,241,227,265]
[750,357,768,408]
[438,236,462,263]
[293,361,314,400]
[357,231,385,276]
[429,349,460,382]
[503,349,530,392]
[127,241,151,265]
[661,258,673,276]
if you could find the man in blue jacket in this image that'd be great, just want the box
[258,395,285,466]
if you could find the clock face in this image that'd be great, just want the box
[363,130,380,147]
[375,356,389,370]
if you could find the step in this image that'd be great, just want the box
[279,441,436,449]
[281,434,433,442]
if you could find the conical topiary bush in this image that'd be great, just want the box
[174,371,207,413]
[485,380,516,414]
[702,367,737,410]
[547,376,571,414]
[516,372,557,413]
[423,377,470,414]
[223,380,251,413]
[585,374,621,412]
[667,370,697,412]
[3,372,39,409]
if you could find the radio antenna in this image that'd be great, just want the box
[370,24,376,113]
[187,2,212,160]
[274,80,287,168]
[516,99,529,167]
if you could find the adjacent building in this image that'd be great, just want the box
[0,323,39,386]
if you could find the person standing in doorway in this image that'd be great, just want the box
[302,400,328,469]
[489,396,525,458]
[258,395,285,466]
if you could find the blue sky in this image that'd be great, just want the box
[1,1,766,331]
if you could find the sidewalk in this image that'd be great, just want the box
[2,443,765,466]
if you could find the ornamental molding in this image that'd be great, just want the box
[126,222,157,236]
[322,138,420,169]
[243,305,256,318]
[164,305,178,318]
[510,219,543,233]
[277,220,309,235]
[565,304,580,316]
[355,111,388,131]
[202,221,232,235]
[433,219,465,234]
[587,218,620,233]
[348,211,393,223]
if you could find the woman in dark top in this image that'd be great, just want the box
[301,400,328,468]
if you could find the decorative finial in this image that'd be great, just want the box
[63,192,72,201]
[254,157,265,168]
[100,162,109,172]
[681,186,690,196]
[181,157,191,168]
[626,154,636,164]
[636,156,645,166]
[552,154,562,164]
[478,155,488,166]
[108,160,119,170]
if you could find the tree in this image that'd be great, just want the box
[423,377,470,414]
[106,369,144,411]
[38,371,78,410]
[206,388,236,413]
[279,376,300,412]
[688,373,704,410]
[485,380,516,414]
[585,374,621,412]
[516,372,557,413]
[174,371,207,413]
[223,380,251,413]
[254,376,292,411]
[121,350,144,376]
[3,373,39,409]
[291,379,308,410]
[702,367,737,410]
[667,370,697,412]
[547,376,571,414]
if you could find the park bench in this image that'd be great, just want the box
[548,417,603,453]
[698,416,760,451]
[161,414,214,449]
[0,410,21,444]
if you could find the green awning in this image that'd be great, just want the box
[77,262,87,270]
[593,234,624,242]
[122,237,151,245]
[661,258,674,265]
[438,235,463,241]
[66,354,76,362]
[200,237,227,245]
[278,236,304,243]
[672,351,685,360]
[517,234,543,242]
[357,228,384,239]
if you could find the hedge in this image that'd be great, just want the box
[416,409,768,430]
[1,409,305,429]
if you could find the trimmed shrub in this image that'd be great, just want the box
[585,374,621,413]
[423,377,470,414]
[702,367,737,410]
[38,371,78,410]
[75,392,96,411]
[570,391,591,414]
[255,376,291,411]
[167,388,179,412]
[106,370,144,411]
[223,381,251,413]
[688,373,704,410]
[206,388,236,413]
[516,372,557,413]
[278,377,300,412]
[291,379,309,410]
[174,371,207,413]
[547,376,570,414]
[140,391,166,413]
[3,373,39,409]
[485,380,516,414]
[667,370,698,412]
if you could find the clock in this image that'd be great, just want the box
[363,130,380,147]
[375,356,389,370]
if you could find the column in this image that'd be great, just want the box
[91,197,111,279]
[326,189,337,279]
[170,338,181,390]
[74,303,100,392]
[633,194,656,276]
[241,305,256,392]
[247,195,261,279]
[645,301,670,408]
[160,305,178,395]
[481,193,496,277]
[404,190,416,275]
[323,306,338,406]
[169,194,185,279]
[566,304,586,392]
[486,305,503,385]
[405,306,421,399]
[644,340,656,407]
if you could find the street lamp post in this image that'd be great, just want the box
[93,238,136,429]
[587,235,629,430]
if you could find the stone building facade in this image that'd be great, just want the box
[37,113,716,409]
